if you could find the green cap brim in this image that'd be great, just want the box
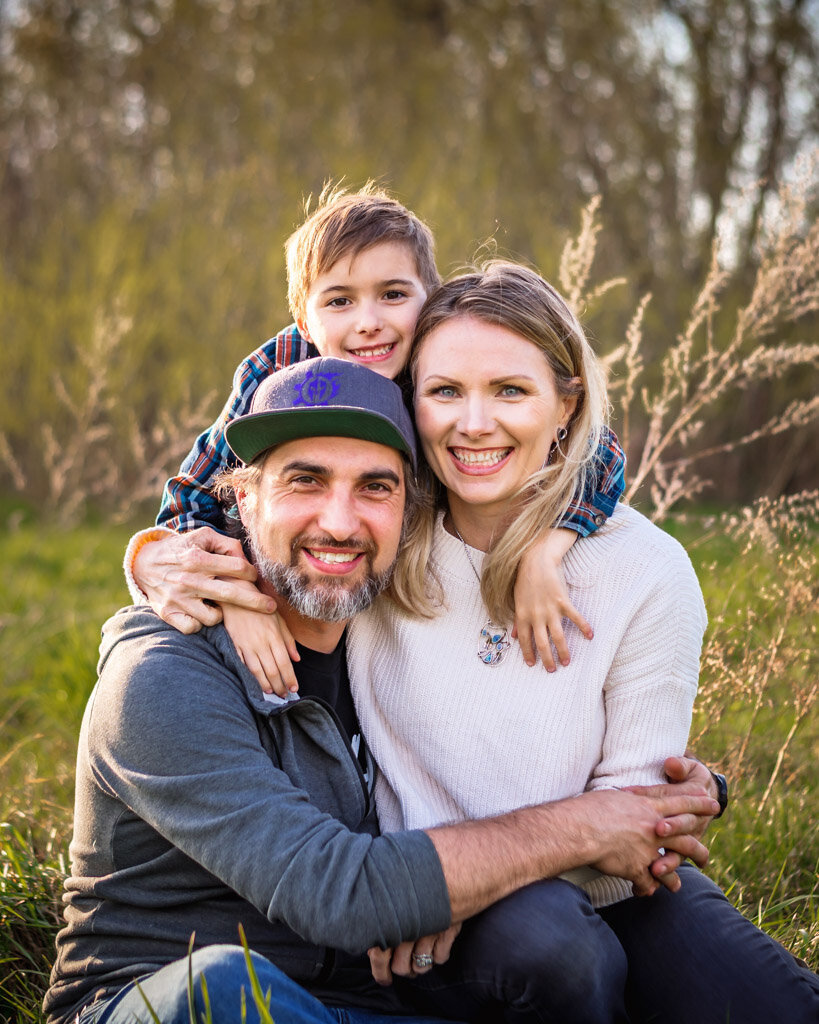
[225,406,415,467]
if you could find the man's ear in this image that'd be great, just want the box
[234,485,255,526]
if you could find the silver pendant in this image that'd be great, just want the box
[478,621,511,666]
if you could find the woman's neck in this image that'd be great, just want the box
[446,496,512,552]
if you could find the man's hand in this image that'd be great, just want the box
[427,788,719,924]
[368,925,461,986]
[585,788,716,896]
[626,755,720,882]
[133,528,276,633]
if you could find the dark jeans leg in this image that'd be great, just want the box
[600,864,819,1024]
[396,879,629,1024]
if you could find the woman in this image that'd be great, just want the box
[346,262,705,910]
[343,262,817,1024]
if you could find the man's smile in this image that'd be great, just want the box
[303,547,366,574]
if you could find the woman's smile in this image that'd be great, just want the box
[448,446,514,472]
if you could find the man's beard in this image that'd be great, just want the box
[246,529,394,623]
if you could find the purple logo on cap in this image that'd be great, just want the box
[293,367,340,407]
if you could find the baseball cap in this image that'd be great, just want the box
[225,357,417,469]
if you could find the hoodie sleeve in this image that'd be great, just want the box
[87,610,451,954]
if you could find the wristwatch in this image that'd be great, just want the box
[709,770,729,818]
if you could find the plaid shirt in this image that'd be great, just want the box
[157,324,625,536]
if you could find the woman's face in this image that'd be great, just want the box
[413,315,577,523]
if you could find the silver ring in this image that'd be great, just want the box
[412,953,434,969]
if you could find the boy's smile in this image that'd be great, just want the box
[298,240,428,380]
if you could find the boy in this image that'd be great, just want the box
[128,182,625,688]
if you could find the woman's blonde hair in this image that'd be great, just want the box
[388,260,609,623]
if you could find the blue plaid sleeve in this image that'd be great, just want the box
[559,427,626,538]
[157,325,317,533]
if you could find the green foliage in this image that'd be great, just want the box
[0,825,64,1022]
[0,521,134,822]
[0,166,297,511]
[0,513,816,1021]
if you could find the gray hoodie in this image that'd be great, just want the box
[44,607,450,1023]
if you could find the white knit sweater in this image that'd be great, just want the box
[347,503,707,907]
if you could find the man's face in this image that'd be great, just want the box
[297,241,428,380]
[238,435,406,622]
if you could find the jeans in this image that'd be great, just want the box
[600,863,819,1024]
[396,879,628,1024]
[77,866,819,1024]
[400,865,819,1024]
[76,945,459,1024]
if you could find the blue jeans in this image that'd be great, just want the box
[77,945,459,1024]
[398,866,819,1024]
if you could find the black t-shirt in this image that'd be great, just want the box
[292,636,361,755]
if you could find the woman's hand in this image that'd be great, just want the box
[513,528,593,670]
[368,925,462,986]
[133,528,276,633]
[222,601,300,695]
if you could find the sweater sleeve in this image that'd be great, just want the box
[86,615,451,954]
[589,540,707,790]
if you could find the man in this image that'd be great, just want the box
[44,358,716,1024]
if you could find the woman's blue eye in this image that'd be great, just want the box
[501,384,524,396]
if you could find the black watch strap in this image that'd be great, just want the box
[710,770,729,818]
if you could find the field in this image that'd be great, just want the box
[0,501,816,1021]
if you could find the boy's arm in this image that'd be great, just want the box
[514,427,626,667]
[559,426,625,537]
[125,325,315,618]
[158,325,315,533]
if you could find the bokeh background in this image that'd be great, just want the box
[1,0,817,518]
[1,2,818,1018]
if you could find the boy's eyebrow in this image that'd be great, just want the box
[381,278,419,289]
[317,277,420,298]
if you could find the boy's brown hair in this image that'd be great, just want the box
[286,181,441,322]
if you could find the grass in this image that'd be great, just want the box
[0,508,816,1021]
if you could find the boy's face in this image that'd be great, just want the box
[297,240,428,380]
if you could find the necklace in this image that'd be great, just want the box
[450,520,512,667]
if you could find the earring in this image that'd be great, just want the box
[556,426,568,442]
